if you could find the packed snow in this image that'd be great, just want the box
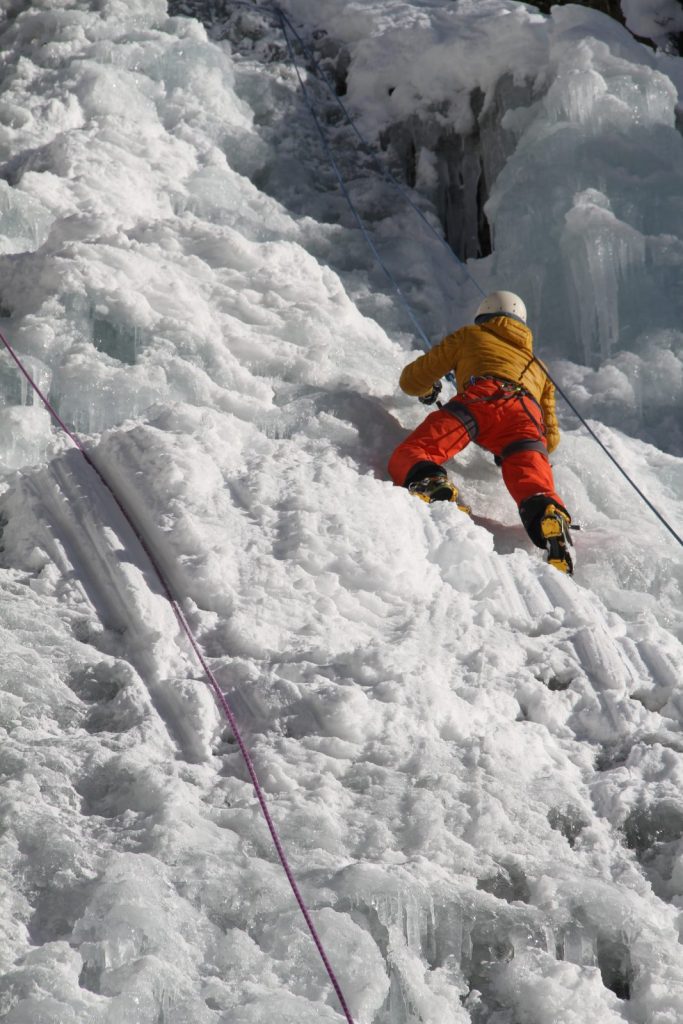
[0,1,682,1023]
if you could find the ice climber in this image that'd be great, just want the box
[388,290,574,574]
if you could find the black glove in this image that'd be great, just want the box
[418,381,442,406]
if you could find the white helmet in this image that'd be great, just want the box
[474,290,527,324]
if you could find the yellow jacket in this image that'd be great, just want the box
[399,316,560,452]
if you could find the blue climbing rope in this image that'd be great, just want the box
[224,0,683,552]
[224,0,480,354]
[225,1,483,295]
[278,10,485,298]
[541,363,683,549]
[278,11,437,353]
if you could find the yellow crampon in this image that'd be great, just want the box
[408,476,471,515]
[541,504,574,574]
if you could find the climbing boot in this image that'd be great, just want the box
[408,475,471,514]
[541,504,574,575]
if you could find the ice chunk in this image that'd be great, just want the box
[554,328,683,455]
[562,189,646,364]
[91,315,141,366]
[0,181,54,255]
[0,406,52,472]
[48,352,167,435]
[0,346,53,470]
[482,7,683,369]
[71,64,159,123]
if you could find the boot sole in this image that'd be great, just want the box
[542,513,574,575]
[413,487,471,514]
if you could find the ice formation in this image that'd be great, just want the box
[621,0,683,52]
[0,2,682,1023]
[277,0,683,452]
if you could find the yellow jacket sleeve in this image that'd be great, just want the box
[398,331,463,396]
[541,376,560,452]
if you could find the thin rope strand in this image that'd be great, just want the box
[210,0,683,546]
[249,2,682,545]
[213,0,485,295]
[277,9,485,297]
[542,363,683,548]
[279,12,435,353]
[0,327,357,1024]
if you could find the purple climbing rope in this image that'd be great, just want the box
[0,327,356,1024]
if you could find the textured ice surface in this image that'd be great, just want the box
[621,0,683,51]
[0,181,54,256]
[277,0,683,452]
[0,2,683,1024]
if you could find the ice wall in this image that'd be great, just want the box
[1,2,683,1023]
[277,0,683,451]
[488,6,683,366]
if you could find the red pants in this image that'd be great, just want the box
[388,378,564,511]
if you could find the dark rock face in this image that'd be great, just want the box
[529,0,625,17]
[526,0,683,55]
[378,73,536,263]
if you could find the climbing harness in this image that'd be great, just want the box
[440,376,548,464]
[496,438,548,464]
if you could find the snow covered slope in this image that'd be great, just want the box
[0,2,682,1023]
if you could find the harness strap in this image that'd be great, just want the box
[441,383,548,460]
[441,399,479,440]
[495,438,549,465]
[466,375,544,413]
[470,374,526,391]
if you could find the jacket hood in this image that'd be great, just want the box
[477,315,533,353]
